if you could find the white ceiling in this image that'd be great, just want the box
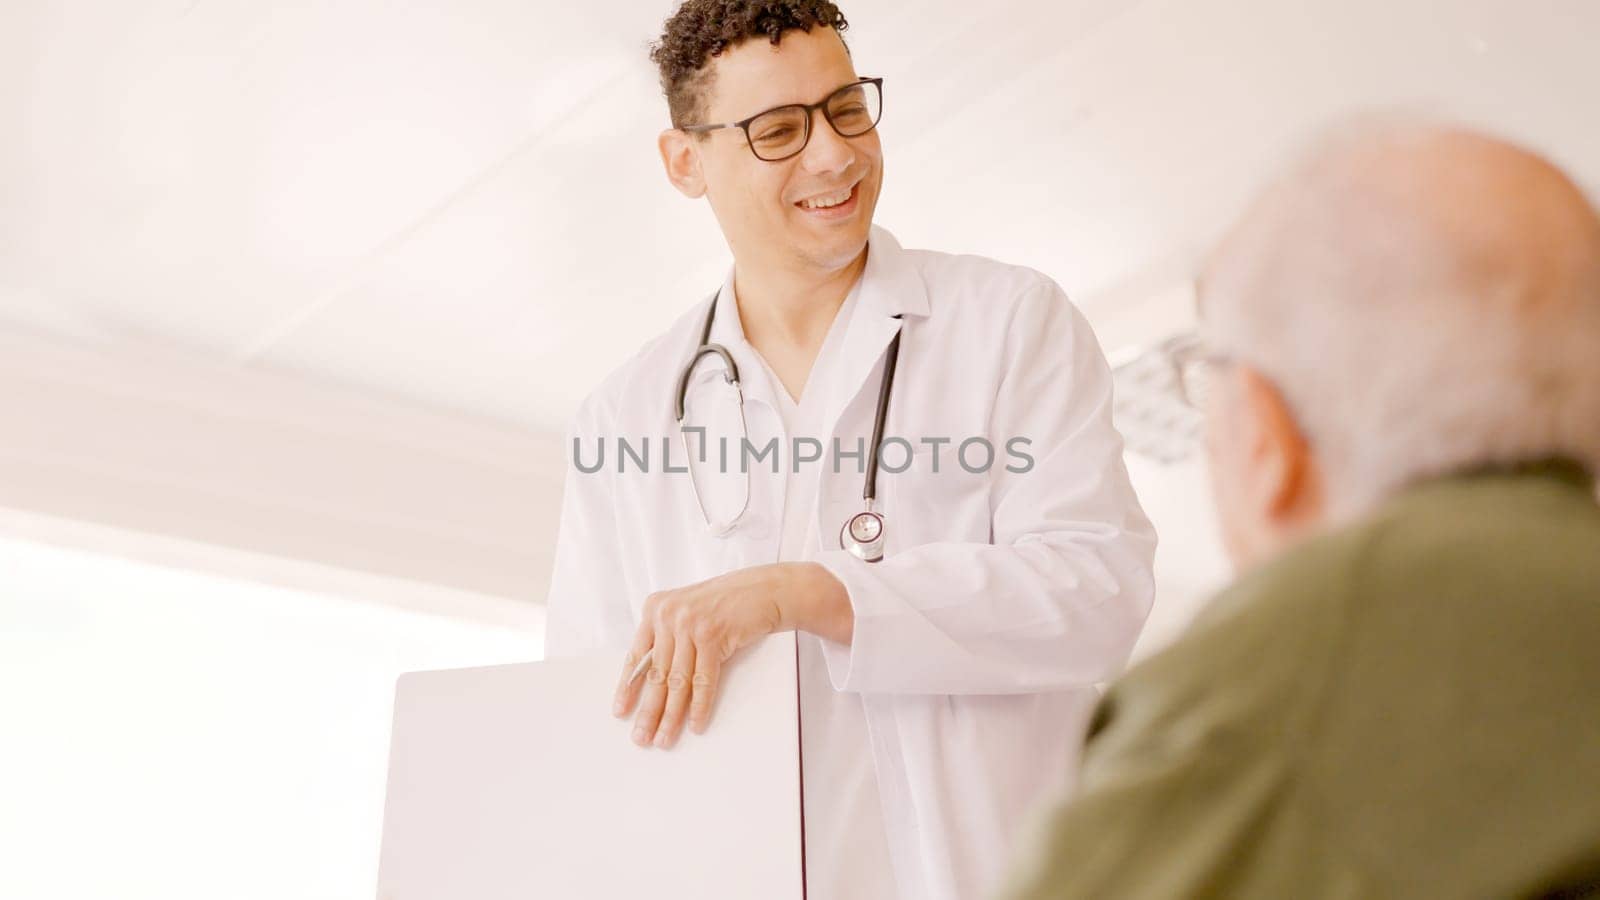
[3,0,1597,433]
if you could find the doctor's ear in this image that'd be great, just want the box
[658,129,708,199]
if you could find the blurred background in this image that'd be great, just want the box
[2,0,1595,896]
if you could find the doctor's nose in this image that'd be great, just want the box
[799,107,857,177]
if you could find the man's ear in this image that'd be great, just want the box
[658,129,707,199]
[1237,365,1315,518]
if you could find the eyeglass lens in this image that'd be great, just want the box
[1177,355,1216,410]
[746,80,882,161]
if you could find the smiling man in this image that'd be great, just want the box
[544,3,1157,898]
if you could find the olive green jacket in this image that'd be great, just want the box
[1000,463,1600,899]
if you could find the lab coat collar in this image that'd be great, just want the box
[856,226,930,321]
[688,226,929,414]
[814,226,926,448]
[702,225,929,345]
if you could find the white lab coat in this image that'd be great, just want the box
[545,226,1157,900]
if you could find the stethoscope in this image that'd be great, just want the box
[673,290,902,562]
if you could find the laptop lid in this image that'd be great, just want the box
[376,634,802,900]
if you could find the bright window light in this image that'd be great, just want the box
[0,534,541,900]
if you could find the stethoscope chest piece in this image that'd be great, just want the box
[840,508,887,562]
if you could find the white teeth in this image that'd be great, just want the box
[800,186,852,209]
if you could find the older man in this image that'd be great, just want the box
[1000,123,1600,898]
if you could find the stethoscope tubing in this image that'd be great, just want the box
[862,328,900,504]
[674,288,903,556]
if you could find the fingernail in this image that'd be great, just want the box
[655,732,671,749]
[632,727,648,745]
[613,700,625,716]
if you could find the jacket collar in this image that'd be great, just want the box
[1452,457,1596,492]
[689,225,928,399]
[857,226,930,320]
[704,225,928,341]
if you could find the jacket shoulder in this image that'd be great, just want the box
[1108,531,1360,737]
[898,246,1088,346]
[903,246,1064,303]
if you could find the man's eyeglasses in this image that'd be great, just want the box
[1168,338,1232,410]
[682,77,884,162]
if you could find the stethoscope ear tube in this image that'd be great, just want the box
[861,324,902,504]
[843,321,901,563]
[674,291,905,564]
[675,293,739,422]
[674,343,741,422]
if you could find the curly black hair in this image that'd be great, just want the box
[650,0,850,129]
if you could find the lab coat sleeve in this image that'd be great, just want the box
[542,392,638,659]
[813,281,1157,694]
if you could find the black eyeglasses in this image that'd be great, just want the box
[682,77,884,162]
[1168,337,1233,410]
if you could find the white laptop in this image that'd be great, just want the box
[376,634,804,900]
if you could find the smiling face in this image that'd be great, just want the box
[660,26,883,277]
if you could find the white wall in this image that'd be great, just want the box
[0,533,540,900]
[0,327,561,628]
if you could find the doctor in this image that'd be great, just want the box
[544,2,1156,898]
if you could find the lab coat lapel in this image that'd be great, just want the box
[814,227,930,450]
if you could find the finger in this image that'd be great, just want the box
[688,649,723,735]
[654,638,697,749]
[613,623,657,718]
[630,631,673,748]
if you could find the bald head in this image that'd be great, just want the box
[1197,121,1600,560]
[1204,123,1600,334]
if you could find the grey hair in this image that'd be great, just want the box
[1201,118,1600,517]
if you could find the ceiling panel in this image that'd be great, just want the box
[2,0,1596,433]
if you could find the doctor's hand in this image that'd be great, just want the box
[612,561,852,750]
